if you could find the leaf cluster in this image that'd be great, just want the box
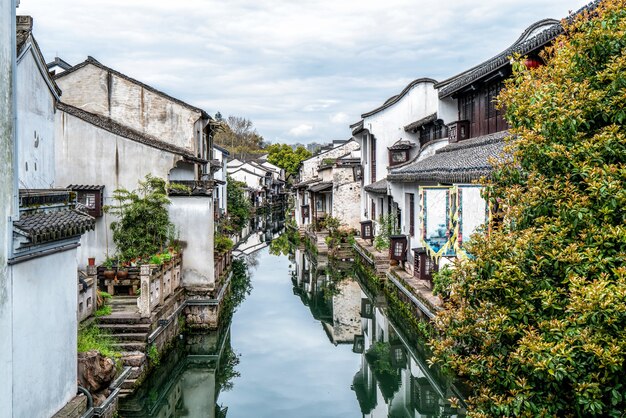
[266,143,312,178]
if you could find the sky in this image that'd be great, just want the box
[18,0,590,145]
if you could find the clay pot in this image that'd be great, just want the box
[103,269,116,280]
[116,268,128,280]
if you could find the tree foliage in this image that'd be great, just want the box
[430,2,626,416]
[214,115,265,158]
[225,175,251,234]
[104,175,175,261]
[266,143,312,178]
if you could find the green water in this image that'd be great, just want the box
[119,243,464,418]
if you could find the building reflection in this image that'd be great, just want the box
[118,325,234,417]
[291,248,466,418]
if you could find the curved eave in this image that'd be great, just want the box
[361,78,437,118]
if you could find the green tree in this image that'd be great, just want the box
[266,143,312,178]
[225,175,251,233]
[430,2,626,416]
[105,174,174,261]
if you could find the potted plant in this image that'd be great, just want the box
[116,259,129,280]
[102,258,116,280]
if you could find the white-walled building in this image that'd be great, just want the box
[351,78,439,230]
[54,57,218,288]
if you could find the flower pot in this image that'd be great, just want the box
[88,257,96,266]
[103,269,116,280]
[116,268,129,280]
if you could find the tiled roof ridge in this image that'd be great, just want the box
[404,113,438,132]
[57,102,207,164]
[54,56,210,119]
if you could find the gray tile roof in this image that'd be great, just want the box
[58,102,208,164]
[309,182,333,193]
[404,113,438,132]
[364,178,389,194]
[388,131,511,184]
[14,209,95,245]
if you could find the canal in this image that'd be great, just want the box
[119,228,465,418]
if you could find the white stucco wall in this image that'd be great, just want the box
[229,168,262,190]
[55,62,203,152]
[355,80,439,223]
[55,110,198,268]
[169,197,215,287]
[361,81,438,184]
[16,44,56,189]
[12,249,78,418]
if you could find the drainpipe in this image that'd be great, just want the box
[77,386,93,410]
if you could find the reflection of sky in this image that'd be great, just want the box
[219,248,361,418]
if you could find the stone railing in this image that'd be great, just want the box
[137,255,182,318]
[77,272,96,322]
[214,250,233,285]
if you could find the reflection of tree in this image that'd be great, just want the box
[364,341,402,402]
[219,259,252,327]
[216,336,240,393]
[269,233,292,256]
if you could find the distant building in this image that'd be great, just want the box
[213,144,230,219]
[293,140,361,230]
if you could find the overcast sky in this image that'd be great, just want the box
[19,0,590,144]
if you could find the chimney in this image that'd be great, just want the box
[16,15,32,33]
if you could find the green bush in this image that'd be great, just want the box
[77,325,119,359]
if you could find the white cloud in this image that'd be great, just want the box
[18,0,591,144]
[330,112,349,124]
[288,124,314,137]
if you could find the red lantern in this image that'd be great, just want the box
[524,58,542,69]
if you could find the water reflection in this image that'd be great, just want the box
[118,326,234,418]
[120,218,463,417]
[290,248,466,418]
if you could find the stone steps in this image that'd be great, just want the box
[114,332,148,342]
[98,323,152,334]
[97,313,151,325]
[112,342,147,352]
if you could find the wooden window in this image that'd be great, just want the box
[409,193,415,236]
[371,200,376,221]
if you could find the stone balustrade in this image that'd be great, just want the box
[137,255,182,318]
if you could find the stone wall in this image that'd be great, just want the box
[332,166,361,231]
